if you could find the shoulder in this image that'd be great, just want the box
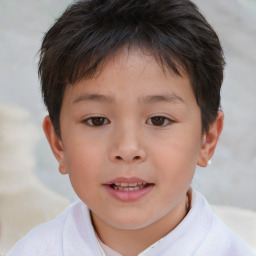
[193,190,255,256]
[6,201,85,256]
[197,215,255,256]
[6,220,63,256]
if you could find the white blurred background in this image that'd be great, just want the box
[1,0,256,210]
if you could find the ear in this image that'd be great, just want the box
[42,116,68,174]
[197,111,224,167]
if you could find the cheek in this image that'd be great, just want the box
[63,138,105,183]
[63,144,103,203]
[150,135,199,181]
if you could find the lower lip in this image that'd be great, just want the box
[103,184,154,202]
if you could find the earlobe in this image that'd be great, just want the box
[197,111,224,167]
[42,116,68,174]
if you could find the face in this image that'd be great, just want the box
[44,48,221,234]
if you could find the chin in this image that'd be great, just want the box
[105,213,156,230]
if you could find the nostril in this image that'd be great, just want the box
[115,155,141,161]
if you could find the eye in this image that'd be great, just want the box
[147,116,172,127]
[84,117,110,126]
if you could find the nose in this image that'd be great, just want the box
[108,126,147,164]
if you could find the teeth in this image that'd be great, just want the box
[129,183,138,186]
[116,182,146,187]
[111,182,148,191]
[113,186,141,191]
[129,187,140,191]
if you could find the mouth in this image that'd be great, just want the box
[104,178,154,202]
[109,182,151,191]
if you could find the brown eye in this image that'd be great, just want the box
[147,116,172,126]
[86,117,109,126]
[151,117,165,126]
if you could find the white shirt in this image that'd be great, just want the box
[7,189,255,256]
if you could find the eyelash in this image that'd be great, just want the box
[83,117,110,126]
[146,116,173,127]
[83,116,173,127]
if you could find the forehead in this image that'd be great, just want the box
[64,48,195,106]
[96,47,186,80]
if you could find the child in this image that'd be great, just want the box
[7,0,255,255]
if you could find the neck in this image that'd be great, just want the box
[92,191,191,256]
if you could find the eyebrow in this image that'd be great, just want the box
[142,93,185,104]
[73,93,184,105]
[73,94,114,104]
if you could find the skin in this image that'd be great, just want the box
[43,48,224,256]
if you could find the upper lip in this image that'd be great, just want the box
[104,177,152,185]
